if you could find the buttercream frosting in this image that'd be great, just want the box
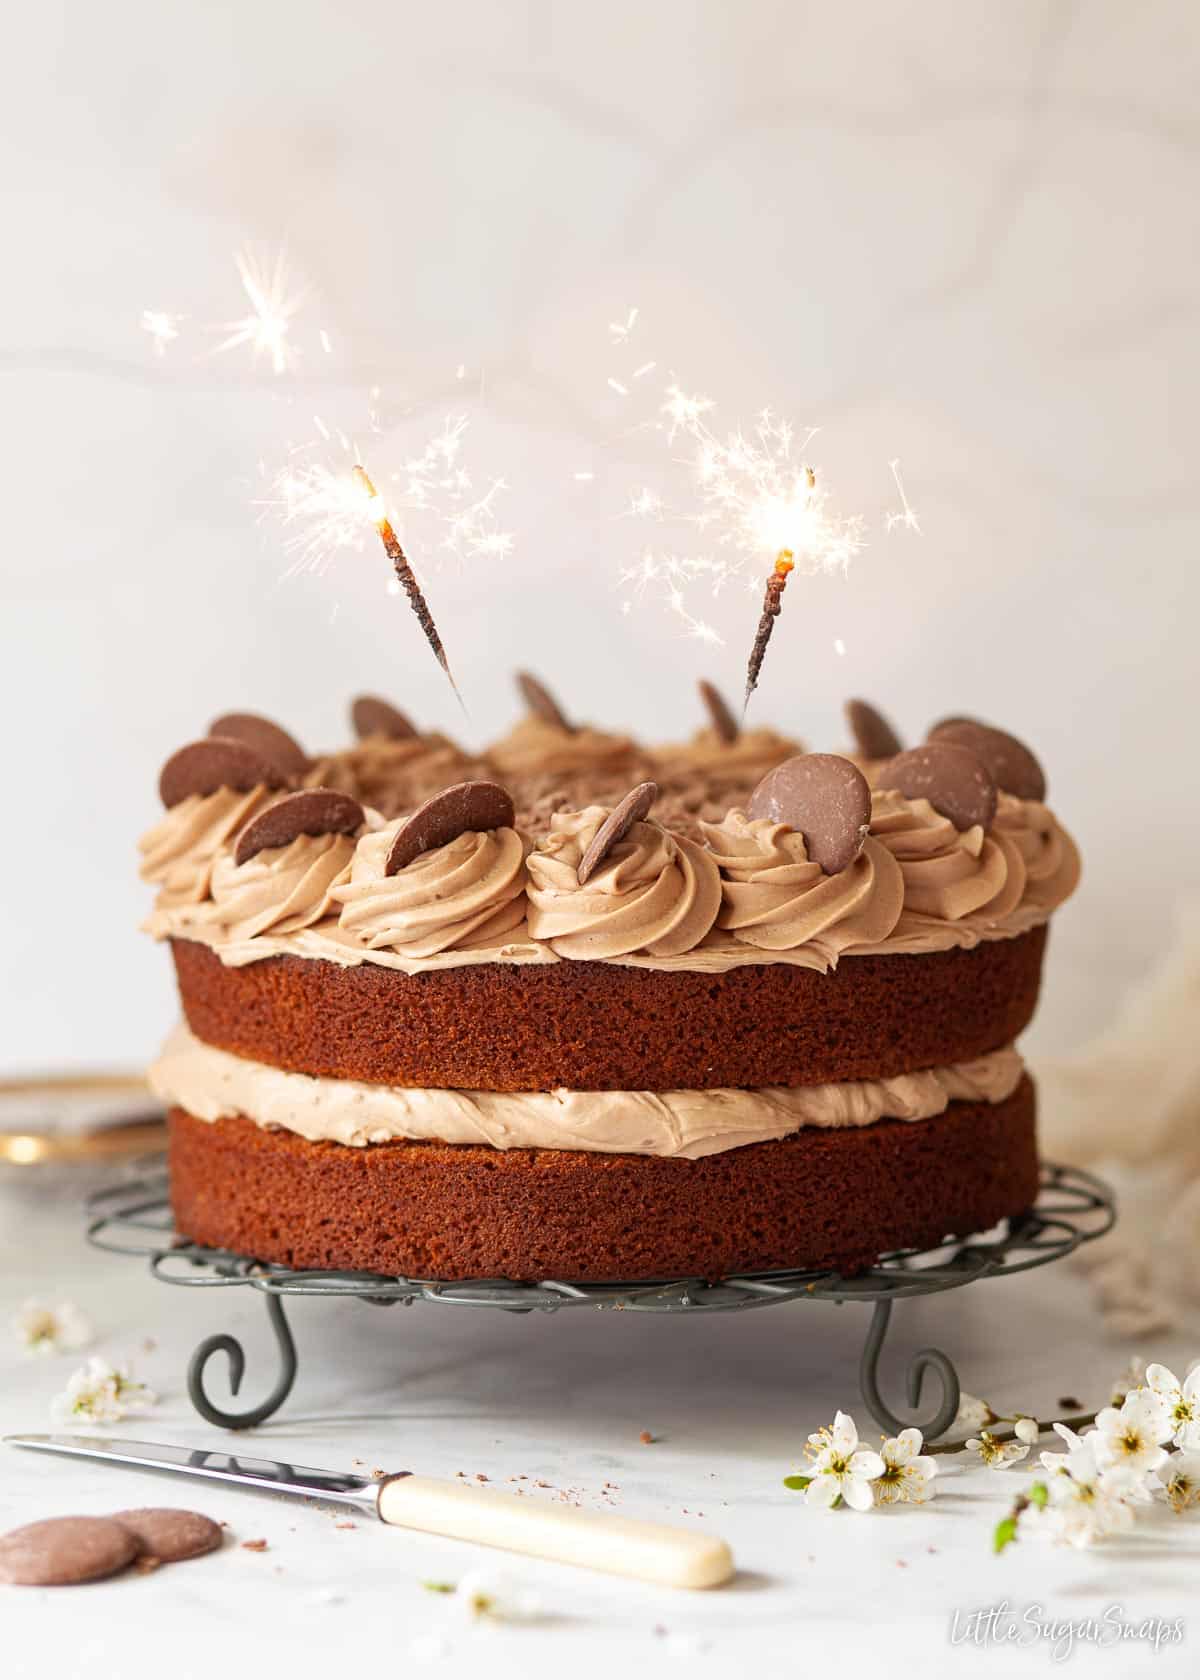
[489,715,642,779]
[150,1023,1025,1159]
[526,806,722,957]
[700,811,905,953]
[206,832,355,940]
[653,726,801,781]
[331,819,531,958]
[138,785,274,906]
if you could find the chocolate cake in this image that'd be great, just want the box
[141,680,1080,1281]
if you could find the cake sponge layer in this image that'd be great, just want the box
[167,1075,1038,1281]
[171,926,1046,1093]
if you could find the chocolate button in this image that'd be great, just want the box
[928,719,1046,802]
[159,738,287,809]
[698,680,739,745]
[747,754,871,875]
[351,695,420,742]
[111,1508,223,1564]
[876,742,998,831]
[516,671,574,733]
[844,698,903,761]
[208,712,309,777]
[385,781,516,875]
[233,788,365,866]
[0,1516,139,1586]
[577,781,659,885]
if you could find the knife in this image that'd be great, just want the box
[4,1434,733,1590]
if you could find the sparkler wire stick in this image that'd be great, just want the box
[352,464,464,709]
[745,549,794,711]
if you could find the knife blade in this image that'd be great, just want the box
[4,1434,734,1589]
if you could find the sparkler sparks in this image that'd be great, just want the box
[886,458,921,534]
[216,248,305,373]
[627,386,865,704]
[141,310,181,356]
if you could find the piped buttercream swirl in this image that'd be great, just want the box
[206,832,356,941]
[699,811,905,953]
[138,786,274,906]
[526,806,722,958]
[489,716,642,779]
[331,820,530,957]
[654,726,801,781]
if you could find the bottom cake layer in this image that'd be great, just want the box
[167,1075,1038,1281]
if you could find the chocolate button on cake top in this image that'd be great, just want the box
[698,680,739,744]
[0,1516,139,1586]
[844,697,903,762]
[159,738,288,809]
[747,753,871,875]
[386,780,516,875]
[516,670,574,732]
[351,694,420,741]
[876,742,998,832]
[234,788,365,866]
[208,712,309,777]
[928,719,1047,802]
[577,781,659,884]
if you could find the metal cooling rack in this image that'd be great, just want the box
[87,1161,1114,1439]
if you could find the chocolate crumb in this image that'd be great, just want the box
[475,1474,489,1483]
[639,1430,654,1445]
[241,1539,269,1552]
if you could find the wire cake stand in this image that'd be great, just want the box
[87,1162,1114,1439]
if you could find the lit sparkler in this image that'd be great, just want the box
[351,464,461,702]
[629,387,864,704]
[216,248,305,373]
[886,458,921,534]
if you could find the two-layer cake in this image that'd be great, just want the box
[141,685,1079,1281]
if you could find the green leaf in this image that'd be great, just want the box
[782,1475,812,1491]
[1028,1481,1049,1509]
[992,1516,1019,1555]
[421,1579,456,1594]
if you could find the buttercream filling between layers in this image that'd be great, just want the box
[151,1024,1025,1160]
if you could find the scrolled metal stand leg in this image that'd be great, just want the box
[858,1299,961,1441]
[187,1293,297,1430]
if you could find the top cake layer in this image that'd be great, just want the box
[138,684,1080,982]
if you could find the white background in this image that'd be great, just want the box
[1,0,1197,1075]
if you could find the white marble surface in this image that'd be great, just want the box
[0,1183,1196,1677]
[1,0,1197,1075]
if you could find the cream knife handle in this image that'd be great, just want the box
[377,1475,733,1589]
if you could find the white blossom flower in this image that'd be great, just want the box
[1013,1417,1040,1446]
[13,1299,92,1358]
[1145,1363,1200,1451]
[804,1411,884,1511]
[1108,1355,1146,1407]
[1157,1451,1200,1514]
[964,1428,1031,1469]
[872,1428,938,1504]
[1092,1390,1171,1486]
[453,1569,541,1624]
[1026,1435,1137,1548]
[952,1392,994,1433]
[51,1357,156,1426]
